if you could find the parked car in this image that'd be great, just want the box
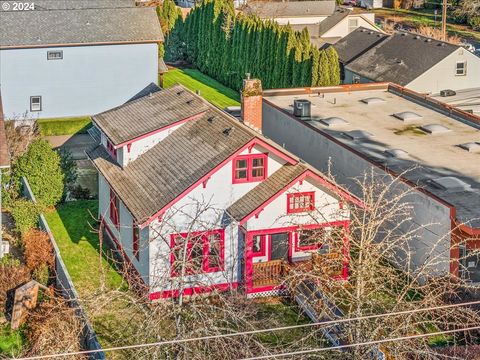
[460,43,476,53]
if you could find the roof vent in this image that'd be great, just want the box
[420,124,451,134]
[384,149,409,159]
[430,177,472,192]
[415,35,420,39]
[458,142,480,153]
[223,127,234,136]
[320,117,349,127]
[186,99,194,105]
[361,97,385,105]
[401,33,408,36]
[426,38,432,42]
[393,111,423,122]
[343,130,373,141]
[177,90,185,95]
[207,116,215,123]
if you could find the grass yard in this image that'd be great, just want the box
[0,325,26,357]
[44,201,147,358]
[38,116,92,136]
[163,68,240,109]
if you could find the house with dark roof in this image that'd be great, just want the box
[256,81,480,283]
[334,27,480,94]
[87,80,362,299]
[0,0,164,120]
[244,1,382,47]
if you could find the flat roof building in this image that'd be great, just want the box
[252,82,480,283]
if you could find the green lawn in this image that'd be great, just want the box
[38,116,92,136]
[43,201,124,295]
[0,325,26,357]
[163,68,240,109]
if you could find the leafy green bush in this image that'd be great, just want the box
[13,139,64,207]
[468,15,480,30]
[10,199,41,235]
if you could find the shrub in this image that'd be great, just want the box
[69,185,91,200]
[13,139,64,207]
[27,298,82,356]
[10,199,41,235]
[0,256,31,313]
[32,264,50,286]
[58,148,77,197]
[469,15,480,30]
[23,229,54,272]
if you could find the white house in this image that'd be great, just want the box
[0,1,163,120]
[244,1,382,46]
[87,81,362,300]
[334,27,480,94]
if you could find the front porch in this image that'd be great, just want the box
[244,222,349,296]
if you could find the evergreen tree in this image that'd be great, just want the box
[326,46,341,86]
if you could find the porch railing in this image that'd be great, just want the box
[252,260,284,287]
[312,253,344,277]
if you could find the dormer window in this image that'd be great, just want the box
[107,140,117,159]
[232,154,267,184]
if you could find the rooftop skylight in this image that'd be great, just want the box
[420,124,451,134]
[384,149,409,159]
[458,142,480,153]
[361,97,386,105]
[343,130,373,141]
[430,177,472,192]
[320,117,349,127]
[393,111,423,122]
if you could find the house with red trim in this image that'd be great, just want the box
[260,82,480,285]
[87,81,362,300]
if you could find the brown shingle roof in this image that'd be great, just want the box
[227,164,307,221]
[88,107,256,224]
[93,85,210,145]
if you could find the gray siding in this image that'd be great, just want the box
[263,102,452,276]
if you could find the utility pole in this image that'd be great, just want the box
[441,0,447,41]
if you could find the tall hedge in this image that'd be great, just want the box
[166,0,341,91]
[13,139,64,207]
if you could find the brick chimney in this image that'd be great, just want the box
[241,77,263,133]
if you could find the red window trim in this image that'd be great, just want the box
[106,139,117,159]
[170,229,225,276]
[232,153,268,184]
[133,225,140,260]
[287,191,315,214]
[109,189,120,229]
[251,234,266,257]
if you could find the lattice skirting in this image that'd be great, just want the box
[247,288,288,298]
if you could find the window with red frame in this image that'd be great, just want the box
[287,192,315,213]
[232,154,267,183]
[133,226,140,260]
[170,230,225,276]
[106,140,117,159]
[252,235,266,256]
[296,228,325,251]
[109,189,119,228]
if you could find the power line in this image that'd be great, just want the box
[14,299,480,360]
[240,325,480,360]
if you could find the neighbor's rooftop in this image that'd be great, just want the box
[264,84,480,227]
[0,5,163,48]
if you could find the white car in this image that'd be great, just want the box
[460,43,476,53]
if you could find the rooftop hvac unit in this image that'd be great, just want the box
[293,99,311,118]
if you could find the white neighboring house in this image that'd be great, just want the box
[0,1,163,120]
[87,82,362,300]
[244,1,382,46]
[334,27,480,94]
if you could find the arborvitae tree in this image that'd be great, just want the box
[326,46,341,86]
[166,0,341,91]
